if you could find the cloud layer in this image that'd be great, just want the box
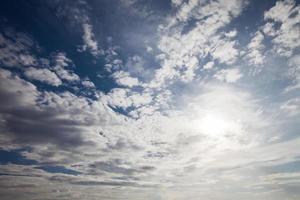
[0,0,300,199]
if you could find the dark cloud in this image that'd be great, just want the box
[4,107,90,147]
[0,69,94,149]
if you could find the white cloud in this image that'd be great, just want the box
[280,98,300,116]
[81,23,103,56]
[211,40,239,64]
[103,88,152,109]
[53,65,79,82]
[246,31,265,66]
[150,0,246,87]
[54,52,71,67]
[19,54,36,66]
[263,0,300,57]
[203,61,214,69]
[214,68,243,83]
[82,80,95,88]
[285,53,300,92]
[25,67,62,86]
[262,22,277,37]
[52,52,80,82]
[224,29,238,38]
[104,44,123,72]
[146,45,153,52]
[112,71,140,87]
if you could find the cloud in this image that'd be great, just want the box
[282,53,300,92]
[1,1,300,199]
[211,40,239,64]
[103,88,152,109]
[47,0,103,58]
[24,67,62,86]
[81,80,95,88]
[125,55,152,79]
[80,23,103,56]
[0,69,38,107]
[214,68,243,83]
[280,98,300,116]
[263,0,300,57]
[0,29,37,67]
[0,70,97,149]
[246,31,265,66]
[112,71,140,87]
[203,61,214,69]
[150,0,246,87]
[52,52,80,82]
[224,29,238,38]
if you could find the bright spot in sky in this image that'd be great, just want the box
[195,113,243,138]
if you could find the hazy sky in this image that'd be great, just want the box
[0,0,300,199]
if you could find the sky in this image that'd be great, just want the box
[0,0,300,199]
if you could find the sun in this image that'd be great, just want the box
[194,113,241,138]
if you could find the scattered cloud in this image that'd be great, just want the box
[263,0,300,57]
[150,0,246,87]
[0,0,300,199]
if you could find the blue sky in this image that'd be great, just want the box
[0,0,300,199]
